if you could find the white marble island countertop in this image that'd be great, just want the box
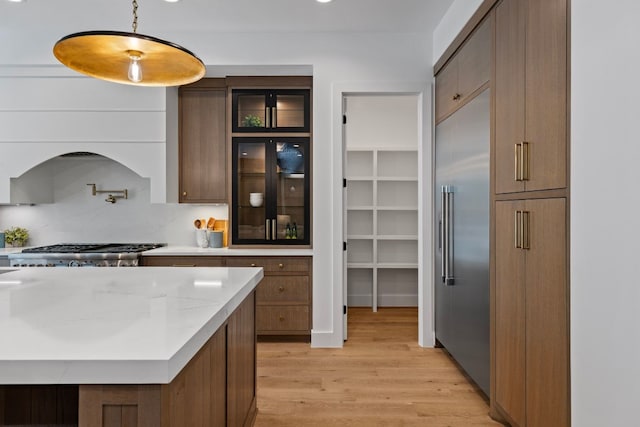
[0,266,263,385]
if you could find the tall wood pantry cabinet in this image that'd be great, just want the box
[492,0,570,425]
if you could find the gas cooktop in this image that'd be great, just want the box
[21,243,165,254]
[10,243,166,267]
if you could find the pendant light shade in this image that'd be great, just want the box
[53,1,205,87]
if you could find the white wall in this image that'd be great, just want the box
[0,29,435,348]
[0,156,228,246]
[571,2,640,425]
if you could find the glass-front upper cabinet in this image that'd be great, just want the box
[232,137,310,245]
[232,89,310,133]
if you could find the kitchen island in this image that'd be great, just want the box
[0,266,263,426]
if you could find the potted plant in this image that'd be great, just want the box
[4,227,29,247]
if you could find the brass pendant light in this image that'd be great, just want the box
[53,0,205,87]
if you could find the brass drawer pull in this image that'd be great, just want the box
[182,191,187,197]
[250,263,257,267]
[278,286,285,292]
[279,316,285,322]
[278,263,284,269]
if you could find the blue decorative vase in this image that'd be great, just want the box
[276,144,304,174]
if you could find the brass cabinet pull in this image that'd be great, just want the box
[278,263,284,269]
[514,210,531,250]
[278,286,285,292]
[515,142,530,182]
[250,263,257,267]
[279,316,285,322]
[182,191,187,197]
[515,143,521,181]
[521,142,529,181]
[265,219,271,240]
[515,210,522,249]
[522,210,530,250]
[265,107,271,128]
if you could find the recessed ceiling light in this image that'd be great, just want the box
[164,0,181,2]
[6,0,26,3]
[316,0,333,3]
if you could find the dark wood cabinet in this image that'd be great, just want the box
[232,89,310,133]
[226,257,312,337]
[435,16,491,124]
[495,0,568,194]
[494,198,568,427]
[141,255,313,339]
[179,78,228,203]
[232,137,310,246]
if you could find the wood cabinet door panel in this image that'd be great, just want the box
[457,17,491,102]
[180,86,227,203]
[227,291,256,427]
[257,306,310,332]
[494,200,526,425]
[495,0,526,194]
[226,256,310,273]
[435,59,458,124]
[525,198,568,427]
[140,256,224,267]
[257,276,310,303]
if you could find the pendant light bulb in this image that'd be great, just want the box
[127,50,143,83]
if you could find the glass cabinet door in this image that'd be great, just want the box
[274,140,309,242]
[232,89,310,133]
[232,137,310,245]
[233,141,267,242]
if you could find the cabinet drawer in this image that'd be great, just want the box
[257,306,309,332]
[140,256,224,267]
[226,257,310,273]
[257,276,309,303]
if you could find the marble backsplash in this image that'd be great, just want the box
[0,156,228,247]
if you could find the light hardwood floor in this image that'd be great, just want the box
[255,307,502,426]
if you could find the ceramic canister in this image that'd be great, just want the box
[208,230,223,248]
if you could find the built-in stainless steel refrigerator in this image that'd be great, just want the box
[434,88,490,395]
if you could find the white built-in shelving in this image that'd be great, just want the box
[346,148,418,311]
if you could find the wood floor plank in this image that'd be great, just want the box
[255,307,500,426]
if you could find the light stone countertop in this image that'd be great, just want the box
[0,266,263,384]
[142,246,313,257]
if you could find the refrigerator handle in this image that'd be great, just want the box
[443,185,454,286]
[440,187,446,283]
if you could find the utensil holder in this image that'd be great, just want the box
[195,229,209,248]
[208,230,223,248]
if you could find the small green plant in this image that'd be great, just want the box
[4,227,29,247]
[242,114,263,128]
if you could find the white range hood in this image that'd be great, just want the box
[0,66,170,204]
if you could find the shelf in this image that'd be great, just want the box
[347,263,375,269]
[376,206,418,211]
[345,147,419,311]
[347,206,375,211]
[376,177,418,182]
[347,176,374,181]
[376,263,419,269]
[376,235,418,240]
[347,234,374,240]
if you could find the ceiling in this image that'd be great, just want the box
[0,0,453,35]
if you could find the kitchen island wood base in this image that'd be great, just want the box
[1,291,257,427]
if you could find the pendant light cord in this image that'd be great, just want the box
[132,0,138,33]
